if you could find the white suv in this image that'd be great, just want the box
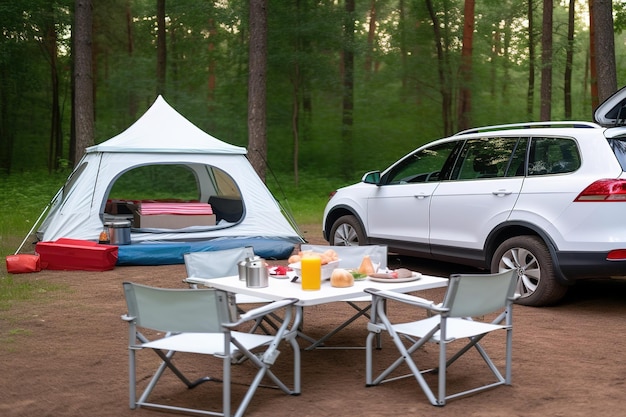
[322,88,626,306]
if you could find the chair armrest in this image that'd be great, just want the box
[225,297,299,327]
[184,277,211,286]
[365,288,440,310]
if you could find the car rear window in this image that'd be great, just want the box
[527,137,580,175]
[608,138,626,171]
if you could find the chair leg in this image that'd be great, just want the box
[505,326,513,384]
[366,315,441,406]
[365,331,376,385]
[228,334,300,417]
[395,333,439,406]
[128,348,137,409]
[433,331,511,404]
[223,350,231,417]
[438,339,447,405]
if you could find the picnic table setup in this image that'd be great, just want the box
[186,268,449,354]
[121,244,520,416]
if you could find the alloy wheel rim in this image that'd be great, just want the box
[499,247,540,299]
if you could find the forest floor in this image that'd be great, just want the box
[2,224,626,417]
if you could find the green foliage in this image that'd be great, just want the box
[108,165,200,200]
[4,1,626,180]
[0,171,68,256]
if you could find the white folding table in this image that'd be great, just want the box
[186,273,449,349]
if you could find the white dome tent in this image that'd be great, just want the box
[33,96,303,265]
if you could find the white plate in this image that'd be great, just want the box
[270,274,289,279]
[367,272,422,283]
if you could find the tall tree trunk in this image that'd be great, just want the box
[588,0,598,111]
[126,0,137,119]
[457,0,474,131]
[0,65,13,175]
[291,0,304,187]
[156,0,166,96]
[248,0,268,181]
[341,0,355,179]
[44,14,62,173]
[170,23,178,101]
[502,15,512,106]
[591,0,617,103]
[74,0,94,164]
[527,0,536,119]
[364,0,376,79]
[207,18,217,103]
[539,0,553,121]
[399,0,408,90]
[584,43,590,107]
[291,62,300,187]
[426,0,453,135]
[564,0,575,119]
[490,28,500,98]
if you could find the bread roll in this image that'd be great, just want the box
[330,268,354,288]
[358,255,376,275]
[395,268,413,278]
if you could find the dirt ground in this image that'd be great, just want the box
[2,224,626,417]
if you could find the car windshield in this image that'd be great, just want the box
[608,138,626,171]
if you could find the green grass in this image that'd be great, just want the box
[0,275,64,311]
[267,171,357,225]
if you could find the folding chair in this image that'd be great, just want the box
[184,247,277,334]
[121,282,300,417]
[364,269,518,406]
[299,244,387,349]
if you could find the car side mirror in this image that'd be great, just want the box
[362,171,381,185]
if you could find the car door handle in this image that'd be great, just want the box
[492,189,513,196]
[414,193,431,199]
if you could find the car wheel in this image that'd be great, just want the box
[491,235,568,306]
[329,215,366,246]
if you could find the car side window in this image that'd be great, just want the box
[528,137,580,175]
[453,137,520,180]
[383,141,458,185]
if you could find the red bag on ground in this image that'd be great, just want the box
[5,254,41,274]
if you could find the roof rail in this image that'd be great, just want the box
[454,121,601,136]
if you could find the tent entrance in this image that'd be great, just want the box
[104,163,244,229]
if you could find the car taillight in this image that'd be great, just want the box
[607,249,626,260]
[574,179,626,201]
[328,191,337,200]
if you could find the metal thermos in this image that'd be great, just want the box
[238,259,249,281]
[244,256,268,288]
[238,255,259,281]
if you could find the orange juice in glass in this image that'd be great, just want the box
[301,255,321,290]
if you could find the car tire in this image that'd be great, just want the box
[329,215,366,246]
[491,235,568,306]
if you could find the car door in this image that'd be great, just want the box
[428,137,525,256]
[366,140,459,250]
